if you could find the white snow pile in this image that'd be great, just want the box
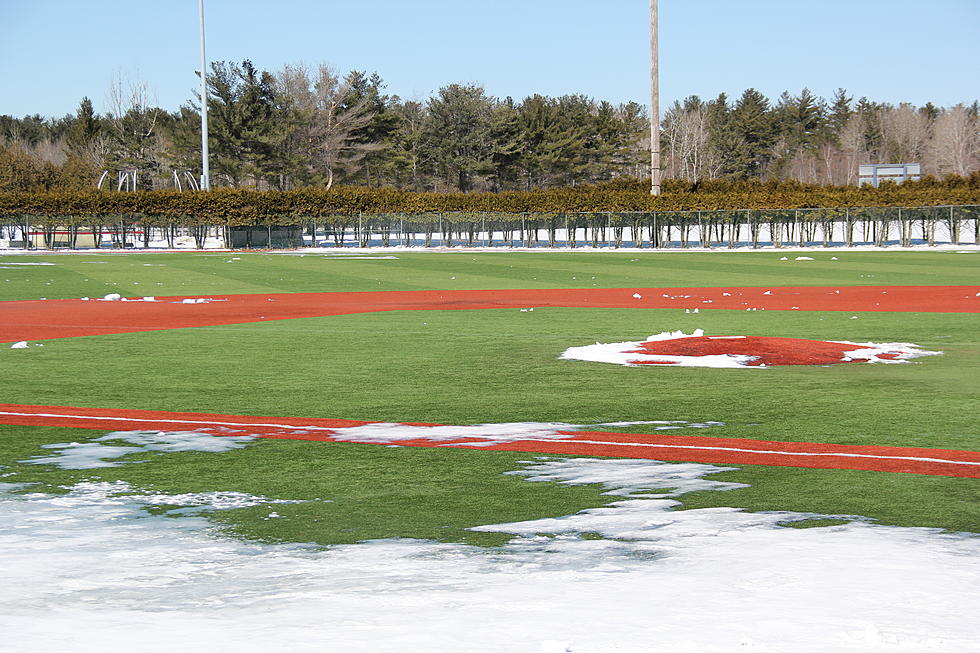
[9,341,29,349]
[795,256,815,260]
[560,329,942,369]
[834,340,943,364]
[324,419,723,447]
[20,430,256,470]
[0,457,977,652]
[561,329,760,369]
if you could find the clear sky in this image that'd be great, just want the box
[2,0,978,119]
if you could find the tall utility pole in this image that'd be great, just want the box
[649,0,661,195]
[198,0,210,191]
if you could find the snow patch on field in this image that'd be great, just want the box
[20,430,256,469]
[835,341,944,363]
[505,457,750,497]
[0,457,977,652]
[325,419,723,446]
[560,329,759,368]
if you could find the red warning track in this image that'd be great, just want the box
[1,285,977,342]
[2,403,977,479]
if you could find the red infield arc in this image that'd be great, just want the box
[1,403,978,479]
[1,285,978,343]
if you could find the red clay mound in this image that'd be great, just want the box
[630,335,901,366]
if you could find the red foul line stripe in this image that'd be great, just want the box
[0,403,977,479]
[2,285,978,342]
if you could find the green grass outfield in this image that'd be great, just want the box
[1,250,978,543]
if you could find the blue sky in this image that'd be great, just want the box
[2,0,978,119]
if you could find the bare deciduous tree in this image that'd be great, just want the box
[927,104,980,176]
[662,99,720,181]
[105,74,163,187]
[276,63,380,189]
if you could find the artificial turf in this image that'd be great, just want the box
[0,250,977,541]
[0,250,978,301]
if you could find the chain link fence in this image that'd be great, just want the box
[2,205,978,251]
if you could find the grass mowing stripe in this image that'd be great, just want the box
[2,251,979,301]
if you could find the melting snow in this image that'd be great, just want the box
[20,430,256,469]
[0,457,976,652]
[326,419,722,447]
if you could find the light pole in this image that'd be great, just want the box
[649,0,660,195]
[199,0,210,191]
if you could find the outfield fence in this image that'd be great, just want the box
[1,205,978,251]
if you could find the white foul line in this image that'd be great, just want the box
[1,410,977,468]
[0,410,342,432]
[522,438,980,467]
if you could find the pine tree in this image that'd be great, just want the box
[422,84,495,192]
[728,88,775,178]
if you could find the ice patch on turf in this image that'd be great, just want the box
[0,458,977,652]
[504,457,749,497]
[325,419,723,446]
[20,430,256,469]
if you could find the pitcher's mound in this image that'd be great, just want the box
[560,330,942,368]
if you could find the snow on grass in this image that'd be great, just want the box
[0,457,977,652]
[325,419,723,446]
[20,430,256,469]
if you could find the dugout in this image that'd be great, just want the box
[228,225,303,249]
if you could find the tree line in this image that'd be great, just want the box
[1,60,978,194]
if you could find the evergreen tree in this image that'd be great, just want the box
[728,88,775,178]
[386,100,427,190]
[828,88,853,141]
[486,97,523,191]
[856,97,884,160]
[205,60,288,187]
[64,97,102,158]
[422,84,494,191]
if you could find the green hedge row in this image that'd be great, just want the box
[1,175,978,226]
